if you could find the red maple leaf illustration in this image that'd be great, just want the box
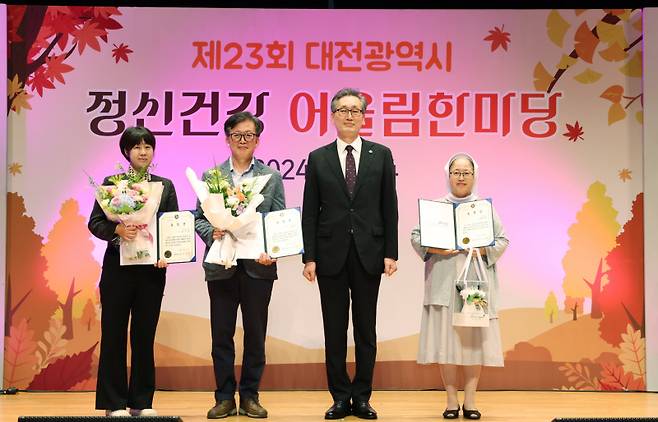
[112,43,134,63]
[27,68,55,97]
[563,121,584,142]
[484,25,511,52]
[72,20,107,54]
[93,6,122,19]
[44,54,75,84]
[48,13,80,50]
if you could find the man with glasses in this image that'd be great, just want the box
[302,88,399,419]
[195,111,285,419]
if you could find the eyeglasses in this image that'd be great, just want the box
[450,171,474,179]
[334,108,364,118]
[229,132,257,142]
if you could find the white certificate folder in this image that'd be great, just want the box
[157,210,197,264]
[262,207,304,259]
[418,198,494,250]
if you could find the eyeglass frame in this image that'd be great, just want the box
[449,171,474,179]
[228,132,258,143]
[333,108,364,118]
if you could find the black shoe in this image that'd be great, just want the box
[442,405,460,419]
[462,407,481,419]
[352,401,378,419]
[324,400,351,419]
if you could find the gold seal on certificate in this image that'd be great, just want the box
[263,208,304,259]
[158,211,196,263]
[418,198,494,250]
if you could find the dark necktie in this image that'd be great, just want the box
[345,145,357,196]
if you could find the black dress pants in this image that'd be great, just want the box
[95,251,166,411]
[317,239,382,403]
[207,264,274,402]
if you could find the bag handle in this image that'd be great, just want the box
[473,248,490,287]
[456,247,474,282]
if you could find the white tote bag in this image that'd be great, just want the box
[452,248,490,327]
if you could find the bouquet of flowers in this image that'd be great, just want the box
[205,168,257,217]
[89,164,164,264]
[186,166,271,268]
[459,287,488,314]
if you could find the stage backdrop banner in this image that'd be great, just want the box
[4,7,646,391]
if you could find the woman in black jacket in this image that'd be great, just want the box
[88,126,178,417]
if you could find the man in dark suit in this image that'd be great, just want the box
[195,112,285,419]
[302,88,399,420]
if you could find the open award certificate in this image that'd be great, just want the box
[263,207,304,258]
[418,198,494,250]
[231,207,304,260]
[157,211,196,264]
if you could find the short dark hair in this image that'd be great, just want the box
[224,111,264,137]
[330,88,368,113]
[119,126,156,160]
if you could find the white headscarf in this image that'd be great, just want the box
[443,152,479,204]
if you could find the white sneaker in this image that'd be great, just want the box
[129,408,158,417]
[105,409,131,416]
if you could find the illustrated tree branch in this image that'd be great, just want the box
[547,11,630,93]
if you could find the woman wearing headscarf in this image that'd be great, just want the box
[410,153,509,420]
[88,126,179,417]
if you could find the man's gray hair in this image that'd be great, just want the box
[330,88,368,113]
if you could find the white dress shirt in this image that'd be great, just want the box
[336,137,362,177]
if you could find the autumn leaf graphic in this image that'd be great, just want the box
[71,20,107,54]
[27,69,55,97]
[563,121,584,142]
[9,162,23,175]
[11,91,33,114]
[111,43,134,63]
[601,85,624,103]
[574,68,602,84]
[7,5,125,114]
[546,10,570,48]
[28,343,98,390]
[484,25,511,52]
[618,169,632,182]
[44,54,75,84]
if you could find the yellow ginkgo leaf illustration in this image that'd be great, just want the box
[557,54,577,70]
[619,51,642,77]
[8,74,23,98]
[600,85,624,103]
[574,68,602,84]
[596,21,628,48]
[608,102,626,125]
[574,9,586,16]
[574,21,599,64]
[616,9,632,22]
[599,43,627,62]
[533,62,553,91]
[636,110,643,124]
[547,10,570,48]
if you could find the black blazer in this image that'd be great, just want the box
[88,174,179,260]
[302,139,398,276]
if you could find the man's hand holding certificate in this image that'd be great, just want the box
[419,198,495,250]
